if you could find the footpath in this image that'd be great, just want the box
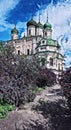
[0,84,71,130]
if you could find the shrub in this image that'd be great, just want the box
[0,45,40,107]
[0,103,15,119]
[36,68,56,87]
[59,67,71,109]
[0,44,56,108]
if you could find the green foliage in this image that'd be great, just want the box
[0,41,5,55]
[59,67,71,109]
[0,103,15,119]
[32,86,46,94]
[39,98,45,104]
[0,44,56,108]
[36,68,56,87]
[0,44,40,107]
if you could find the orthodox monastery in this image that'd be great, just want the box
[5,15,65,75]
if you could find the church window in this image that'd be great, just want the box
[56,60,57,67]
[41,58,46,66]
[27,49,30,55]
[29,30,31,35]
[41,46,46,50]
[61,64,63,71]
[62,66,63,71]
[58,63,60,70]
[12,35,13,40]
[62,66,63,70]
[45,32,47,37]
[50,58,53,66]
[18,50,20,55]
[42,40,45,44]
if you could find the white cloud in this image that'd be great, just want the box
[32,0,71,67]
[17,22,26,30]
[0,0,20,18]
[0,0,70,67]
[0,0,20,31]
[65,55,71,68]
[34,0,71,38]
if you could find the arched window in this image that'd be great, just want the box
[29,30,31,35]
[41,58,46,66]
[62,66,63,71]
[18,50,20,55]
[42,40,45,44]
[27,49,30,55]
[58,63,60,70]
[45,32,47,37]
[50,58,53,66]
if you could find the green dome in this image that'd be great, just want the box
[37,22,43,29]
[27,19,37,26]
[11,27,18,34]
[44,21,52,30]
[46,38,60,48]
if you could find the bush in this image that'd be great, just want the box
[36,68,56,87]
[0,45,40,107]
[59,67,71,109]
[0,103,15,119]
[0,44,56,108]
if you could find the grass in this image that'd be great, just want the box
[32,86,47,94]
[39,97,45,104]
[0,103,15,119]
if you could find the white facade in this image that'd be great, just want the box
[11,34,18,40]
[6,17,65,75]
[36,28,43,36]
[27,25,36,36]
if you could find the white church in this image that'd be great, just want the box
[5,14,65,75]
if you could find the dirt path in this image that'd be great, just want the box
[0,84,70,130]
[18,84,62,110]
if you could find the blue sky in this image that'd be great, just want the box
[0,0,71,67]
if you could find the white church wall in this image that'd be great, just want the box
[47,31,52,38]
[36,28,43,36]
[11,34,18,40]
[28,26,36,36]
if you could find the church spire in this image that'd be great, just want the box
[31,13,34,20]
[39,11,40,23]
[24,33,25,37]
[13,23,16,29]
[11,24,18,40]
[47,11,48,22]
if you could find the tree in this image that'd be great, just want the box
[0,44,56,107]
[59,67,71,109]
[0,44,40,107]
[36,68,56,87]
